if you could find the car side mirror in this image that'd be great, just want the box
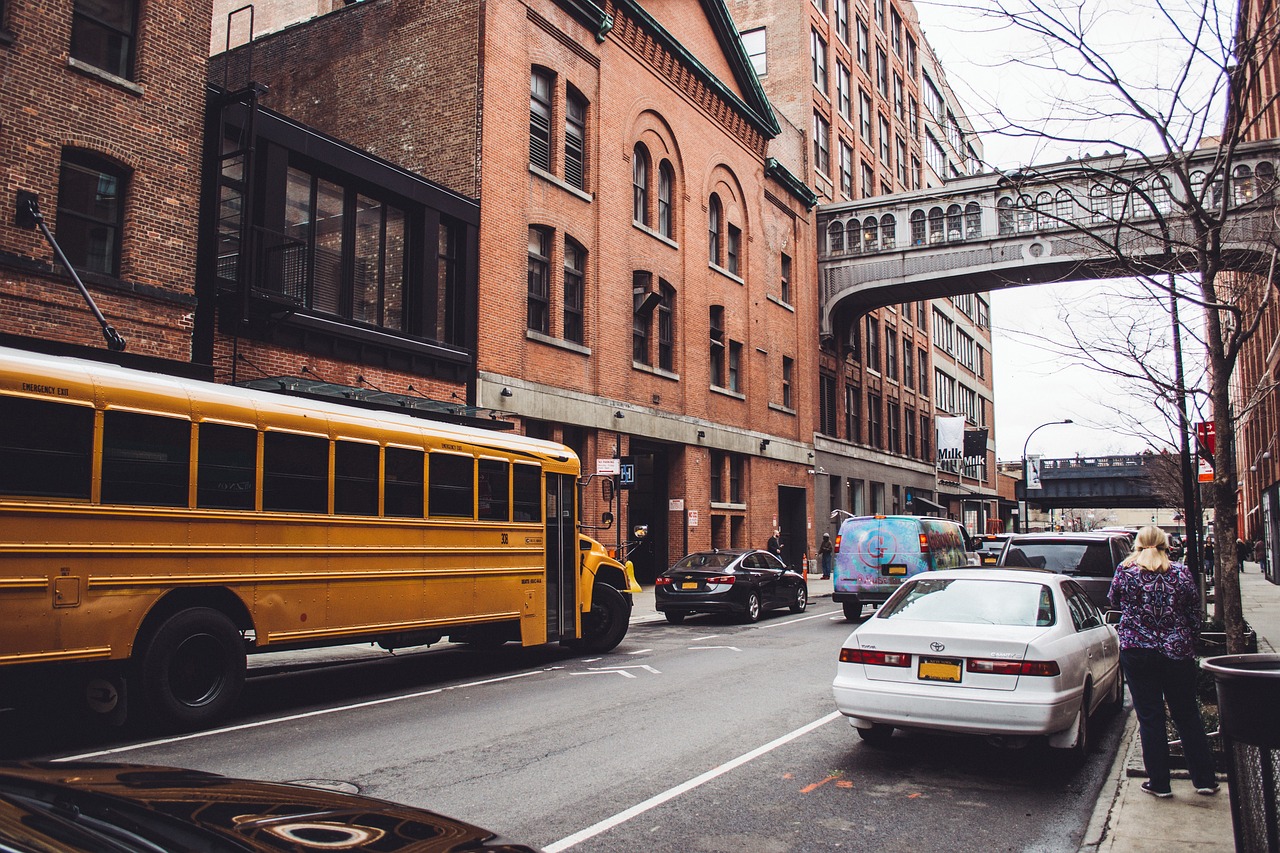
[1104,610,1121,625]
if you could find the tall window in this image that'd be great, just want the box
[530,70,553,172]
[741,27,767,75]
[811,30,827,91]
[71,0,138,80]
[710,305,726,386]
[837,64,852,122]
[57,150,127,276]
[859,91,872,141]
[527,227,551,334]
[840,142,854,198]
[708,194,722,264]
[813,113,830,176]
[887,401,901,453]
[634,271,655,365]
[835,0,849,43]
[845,384,861,442]
[902,340,914,389]
[352,195,406,330]
[780,253,792,303]
[565,89,587,190]
[657,281,675,371]
[890,8,903,54]
[727,224,741,276]
[876,48,888,96]
[820,372,838,436]
[633,144,650,226]
[865,315,881,371]
[885,327,898,379]
[782,356,794,409]
[857,19,869,71]
[728,341,743,393]
[658,161,674,238]
[563,238,585,344]
[867,393,883,449]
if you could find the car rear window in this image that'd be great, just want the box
[879,578,1055,627]
[675,553,735,569]
[1001,542,1117,577]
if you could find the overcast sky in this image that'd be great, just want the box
[911,0,1230,461]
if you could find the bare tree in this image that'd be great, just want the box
[937,0,1280,651]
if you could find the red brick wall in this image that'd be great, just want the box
[0,0,211,360]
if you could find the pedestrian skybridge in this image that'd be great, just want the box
[1019,454,1178,509]
[818,139,1280,332]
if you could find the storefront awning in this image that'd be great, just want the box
[912,495,946,515]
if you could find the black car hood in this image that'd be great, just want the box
[0,762,540,852]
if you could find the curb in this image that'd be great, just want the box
[1078,710,1138,852]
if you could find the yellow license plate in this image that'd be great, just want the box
[886,565,908,576]
[982,556,998,565]
[918,657,962,683]
[680,582,698,590]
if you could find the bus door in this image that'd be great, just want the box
[545,472,578,641]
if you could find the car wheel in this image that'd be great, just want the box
[140,607,245,731]
[1068,685,1092,762]
[857,723,894,745]
[579,584,631,653]
[1103,664,1125,713]
[790,585,808,613]
[842,599,863,621]
[664,611,686,625]
[741,592,762,623]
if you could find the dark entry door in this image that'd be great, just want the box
[626,446,669,583]
[777,484,808,570]
[546,472,577,641]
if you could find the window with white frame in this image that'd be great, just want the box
[741,27,767,75]
[811,30,828,91]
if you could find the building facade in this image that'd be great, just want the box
[0,0,212,363]
[728,0,998,546]
[212,0,819,580]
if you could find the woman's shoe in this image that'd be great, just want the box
[1141,782,1173,799]
[1196,784,1221,796]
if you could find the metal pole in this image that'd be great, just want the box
[1021,419,1073,534]
[1169,274,1203,610]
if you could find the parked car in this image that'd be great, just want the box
[997,531,1133,610]
[831,515,971,620]
[973,533,1015,566]
[655,549,808,623]
[832,568,1122,755]
[0,761,540,852]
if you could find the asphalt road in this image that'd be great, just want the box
[6,601,1125,852]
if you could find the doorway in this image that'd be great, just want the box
[626,444,670,583]
[777,484,808,570]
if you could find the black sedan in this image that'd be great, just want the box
[655,549,808,624]
[0,762,540,852]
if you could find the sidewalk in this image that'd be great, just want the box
[1079,561,1278,852]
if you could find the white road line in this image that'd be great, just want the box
[755,611,835,629]
[688,646,741,652]
[543,711,843,852]
[54,669,550,762]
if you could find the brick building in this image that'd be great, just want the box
[728,0,999,542]
[212,0,819,580]
[0,0,212,363]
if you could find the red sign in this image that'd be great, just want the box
[1196,421,1216,456]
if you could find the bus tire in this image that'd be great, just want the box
[579,584,630,653]
[140,607,245,730]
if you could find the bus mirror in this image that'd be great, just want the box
[602,478,615,503]
[601,511,614,528]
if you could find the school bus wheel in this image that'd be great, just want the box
[139,607,246,730]
[578,584,630,653]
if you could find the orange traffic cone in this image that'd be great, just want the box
[801,554,809,579]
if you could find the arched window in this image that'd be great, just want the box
[565,88,587,189]
[1035,192,1053,229]
[563,238,585,344]
[1257,162,1276,199]
[1110,181,1129,219]
[910,209,926,245]
[1016,195,1034,232]
[928,206,944,243]
[964,202,981,239]
[633,144,650,226]
[1150,176,1173,214]
[527,226,551,335]
[997,197,1014,235]
[880,213,896,249]
[657,281,676,371]
[846,221,861,254]
[827,220,845,254]
[862,216,879,252]
[529,69,553,172]
[1089,184,1108,223]
[708,194,721,265]
[658,161,674,237]
[1054,190,1073,221]
[946,204,962,240]
[1233,164,1255,206]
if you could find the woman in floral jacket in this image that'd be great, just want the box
[1108,525,1218,798]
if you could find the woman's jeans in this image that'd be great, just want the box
[1120,648,1217,791]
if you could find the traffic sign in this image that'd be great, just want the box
[619,455,635,490]
[596,458,620,476]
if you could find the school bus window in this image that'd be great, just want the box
[477,459,510,521]
[384,446,424,517]
[263,431,328,513]
[335,440,379,516]
[428,452,473,518]
[0,396,93,499]
[101,411,191,507]
[512,463,541,522]
[196,422,256,510]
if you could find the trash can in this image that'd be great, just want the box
[1202,654,1280,853]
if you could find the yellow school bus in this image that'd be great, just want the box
[0,345,638,729]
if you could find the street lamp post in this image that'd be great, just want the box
[1020,419,1073,533]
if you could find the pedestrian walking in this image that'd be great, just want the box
[766,531,781,559]
[1237,537,1250,572]
[818,533,834,579]
[1108,525,1219,799]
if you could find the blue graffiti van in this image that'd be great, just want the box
[832,515,970,620]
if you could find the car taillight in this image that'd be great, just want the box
[918,533,929,553]
[655,577,673,586]
[706,575,736,585]
[834,533,842,554]
[839,648,912,667]
[966,659,1061,676]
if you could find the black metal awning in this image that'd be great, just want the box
[236,376,512,430]
[912,494,946,515]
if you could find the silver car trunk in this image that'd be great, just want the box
[850,621,1047,691]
